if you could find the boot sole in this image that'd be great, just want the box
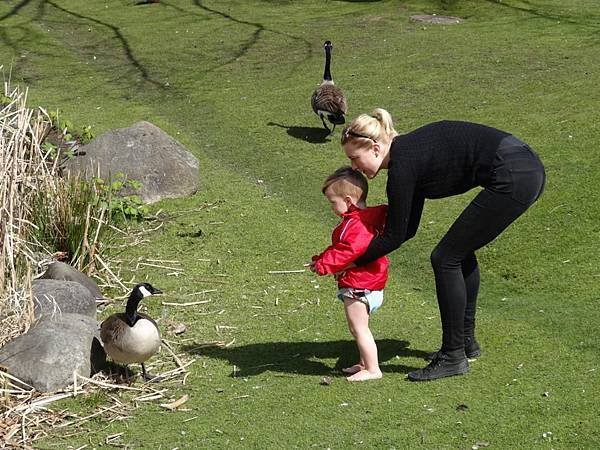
[408,365,469,382]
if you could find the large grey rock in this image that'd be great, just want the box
[0,314,106,392]
[63,121,200,204]
[32,279,97,320]
[39,262,103,300]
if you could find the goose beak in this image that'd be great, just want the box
[151,287,163,295]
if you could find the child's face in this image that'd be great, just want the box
[343,141,382,179]
[324,187,356,217]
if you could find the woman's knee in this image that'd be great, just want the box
[431,245,463,271]
[430,245,447,270]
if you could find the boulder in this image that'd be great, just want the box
[0,314,106,392]
[63,121,200,204]
[32,279,97,320]
[39,261,103,300]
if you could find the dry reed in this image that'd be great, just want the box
[0,82,51,347]
[0,80,115,347]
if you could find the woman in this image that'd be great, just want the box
[341,108,545,381]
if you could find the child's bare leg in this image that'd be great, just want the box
[343,298,382,382]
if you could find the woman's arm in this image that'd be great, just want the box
[354,165,423,265]
[405,191,425,241]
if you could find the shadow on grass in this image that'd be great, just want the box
[184,339,428,377]
[267,122,331,144]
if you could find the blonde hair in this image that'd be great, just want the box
[322,166,368,203]
[341,108,397,146]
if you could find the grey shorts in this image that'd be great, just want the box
[337,288,384,314]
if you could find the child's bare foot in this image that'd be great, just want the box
[346,369,383,382]
[342,363,365,375]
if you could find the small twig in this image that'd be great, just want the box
[75,374,143,392]
[160,394,189,410]
[162,300,211,307]
[268,269,306,274]
[95,255,128,290]
[185,289,217,296]
[137,262,183,271]
[13,392,75,413]
[195,278,229,284]
[161,339,185,370]
[56,405,122,428]
[133,390,168,402]
[145,259,181,264]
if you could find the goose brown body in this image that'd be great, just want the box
[311,82,348,123]
[312,41,347,134]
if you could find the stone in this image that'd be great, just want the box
[39,261,103,300]
[0,314,106,392]
[32,279,97,320]
[63,121,200,204]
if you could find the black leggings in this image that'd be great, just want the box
[430,136,546,355]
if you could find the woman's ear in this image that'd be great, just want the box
[372,142,381,158]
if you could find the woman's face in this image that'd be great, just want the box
[343,141,381,179]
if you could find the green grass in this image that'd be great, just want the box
[1,0,599,448]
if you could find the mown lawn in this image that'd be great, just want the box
[1,0,599,448]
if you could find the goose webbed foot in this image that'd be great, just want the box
[141,363,162,382]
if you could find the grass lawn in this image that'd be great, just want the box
[1,0,599,448]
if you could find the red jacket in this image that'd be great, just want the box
[312,205,389,290]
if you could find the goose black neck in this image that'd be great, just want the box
[125,291,142,326]
[323,46,332,81]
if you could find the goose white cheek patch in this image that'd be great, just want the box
[139,286,152,297]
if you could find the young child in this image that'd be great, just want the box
[309,166,389,382]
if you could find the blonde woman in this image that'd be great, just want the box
[340,109,545,381]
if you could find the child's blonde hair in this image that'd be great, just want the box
[341,108,397,147]
[322,166,368,203]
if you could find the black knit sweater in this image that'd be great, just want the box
[355,120,511,266]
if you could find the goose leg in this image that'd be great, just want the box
[331,123,337,135]
[141,363,162,382]
[320,115,331,133]
[124,365,133,384]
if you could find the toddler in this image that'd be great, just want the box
[309,167,388,381]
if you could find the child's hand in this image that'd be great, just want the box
[304,261,317,273]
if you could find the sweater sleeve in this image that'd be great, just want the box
[354,164,424,266]
[313,219,374,276]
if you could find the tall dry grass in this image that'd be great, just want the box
[0,81,111,347]
[0,83,48,346]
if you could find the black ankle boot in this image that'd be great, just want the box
[426,337,482,361]
[464,336,481,359]
[409,351,469,381]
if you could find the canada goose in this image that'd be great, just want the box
[100,282,162,381]
[311,40,348,134]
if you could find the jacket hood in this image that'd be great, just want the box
[344,204,387,233]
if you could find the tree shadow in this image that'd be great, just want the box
[191,1,313,76]
[267,122,331,144]
[183,339,429,377]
